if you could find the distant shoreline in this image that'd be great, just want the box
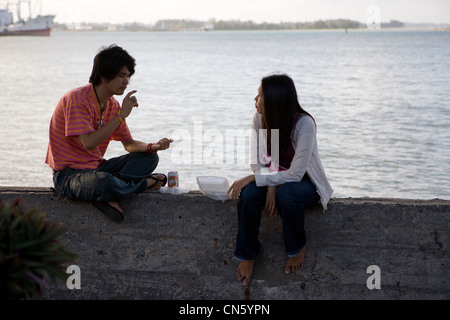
[51,18,450,32]
[50,28,450,33]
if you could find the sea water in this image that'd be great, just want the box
[0,30,449,199]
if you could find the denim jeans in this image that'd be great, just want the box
[52,152,159,203]
[234,175,320,260]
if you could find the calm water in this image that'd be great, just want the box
[0,30,449,199]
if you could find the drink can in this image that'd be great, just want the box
[168,171,179,188]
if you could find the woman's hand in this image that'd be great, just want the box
[228,175,255,200]
[265,186,278,216]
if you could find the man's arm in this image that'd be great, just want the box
[79,115,123,150]
[79,91,137,151]
[122,138,174,153]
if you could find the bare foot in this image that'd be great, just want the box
[285,246,306,275]
[237,260,255,286]
[107,201,123,213]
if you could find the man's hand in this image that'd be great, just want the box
[150,138,174,152]
[120,90,139,118]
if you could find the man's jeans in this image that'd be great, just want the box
[53,152,159,203]
[234,175,320,260]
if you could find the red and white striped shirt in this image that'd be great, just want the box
[45,84,132,171]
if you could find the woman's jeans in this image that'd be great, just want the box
[234,175,320,261]
[52,152,159,203]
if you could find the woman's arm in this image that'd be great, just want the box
[227,174,255,199]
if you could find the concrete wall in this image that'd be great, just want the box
[0,187,448,300]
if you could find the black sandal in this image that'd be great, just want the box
[92,201,124,223]
[148,173,167,187]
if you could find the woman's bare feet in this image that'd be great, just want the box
[285,246,306,275]
[237,260,255,286]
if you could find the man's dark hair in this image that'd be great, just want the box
[89,44,136,86]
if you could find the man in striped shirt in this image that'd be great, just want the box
[46,45,172,222]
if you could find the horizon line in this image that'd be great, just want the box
[52,18,450,26]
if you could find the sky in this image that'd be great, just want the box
[15,0,450,24]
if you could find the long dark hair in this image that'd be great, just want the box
[261,73,314,153]
[89,44,136,86]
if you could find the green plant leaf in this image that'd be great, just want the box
[0,197,78,299]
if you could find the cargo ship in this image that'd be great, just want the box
[0,1,55,36]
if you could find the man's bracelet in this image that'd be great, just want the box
[147,143,157,154]
[117,111,125,124]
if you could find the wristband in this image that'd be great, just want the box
[147,143,157,154]
[117,111,125,124]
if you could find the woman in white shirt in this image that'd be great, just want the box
[228,73,333,286]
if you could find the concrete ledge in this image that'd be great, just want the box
[0,187,449,300]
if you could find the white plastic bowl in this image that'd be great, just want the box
[196,176,231,201]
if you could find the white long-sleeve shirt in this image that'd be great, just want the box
[250,112,333,210]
